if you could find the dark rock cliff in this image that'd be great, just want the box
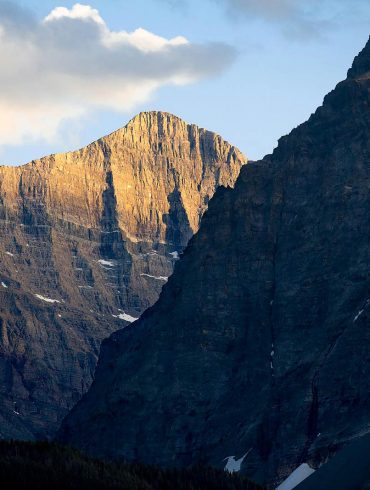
[0,111,245,440]
[58,38,370,488]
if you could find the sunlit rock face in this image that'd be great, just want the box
[0,111,245,440]
[59,38,370,488]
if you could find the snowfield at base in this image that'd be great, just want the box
[224,454,247,473]
[1,282,8,288]
[112,312,139,323]
[34,294,61,304]
[98,259,115,267]
[276,463,315,490]
[140,273,168,281]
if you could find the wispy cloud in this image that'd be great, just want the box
[0,2,236,147]
[162,0,369,39]
[215,0,335,37]
[222,0,299,20]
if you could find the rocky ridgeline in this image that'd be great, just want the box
[0,111,245,439]
[59,38,370,488]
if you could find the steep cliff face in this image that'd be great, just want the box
[0,111,245,440]
[58,39,370,487]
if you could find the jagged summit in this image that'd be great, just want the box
[123,111,224,140]
[98,110,241,164]
[124,110,187,128]
[98,111,200,145]
[347,35,370,79]
[1,111,242,173]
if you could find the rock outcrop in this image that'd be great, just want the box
[0,111,245,439]
[58,38,370,488]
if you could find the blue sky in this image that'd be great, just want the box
[1,0,370,165]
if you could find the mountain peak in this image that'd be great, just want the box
[121,111,191,138]
[347,35,370,79]
[128,111,184,123]
[121,111,205,139]
[102,110,244,162]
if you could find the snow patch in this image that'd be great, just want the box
[224,454,248,473]
[1,282,8,288]
[112,312,139,323]
[101,230,120,234]
[34,294,61,304]
[169,251,180,259]
[276,463,315,490]
[5,252,14,257]
[353,309,364,322]
[98,259,115,267]
[270,343,275,372]
[140,273,168,281]
[353,299,370,322]
[140,251,158,257]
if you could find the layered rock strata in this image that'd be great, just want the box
[0,111,245,439]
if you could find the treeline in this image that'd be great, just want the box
[0,440,264,490]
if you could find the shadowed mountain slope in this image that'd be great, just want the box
[296,433,370,490]
[59,38,370,488]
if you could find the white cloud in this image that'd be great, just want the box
[0,2,235,147]
[105,28,189,53]
[44,3,105,24]
[44,3,189,52]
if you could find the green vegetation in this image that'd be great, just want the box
[0,440,263,490]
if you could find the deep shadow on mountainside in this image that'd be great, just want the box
[0,440,263,490]
[0,111,245,440]
[295,432,370,490]
[58,37,370,488]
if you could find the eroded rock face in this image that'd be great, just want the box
[0,111,245,439]
[58,39,370,488]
